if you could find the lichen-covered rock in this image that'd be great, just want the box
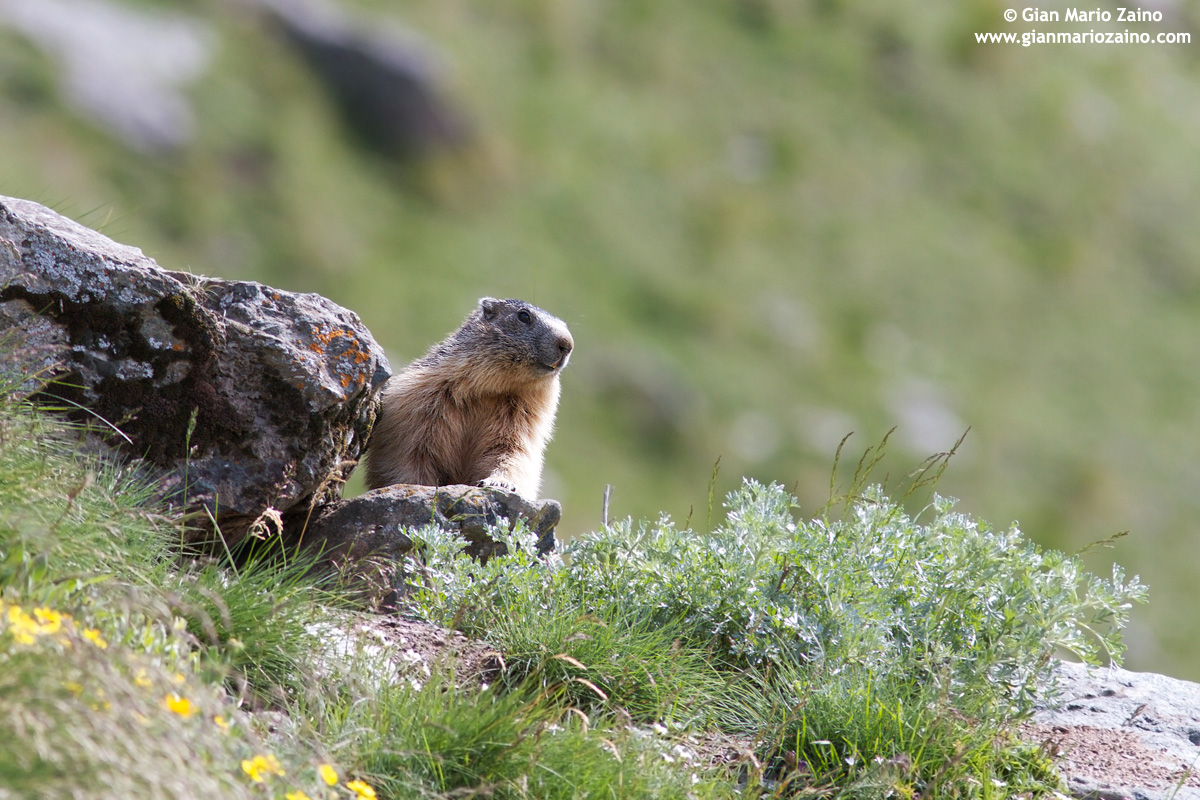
[0,194,390,547]
[284,483,559,606]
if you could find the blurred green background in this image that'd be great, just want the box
[3,0,1199,679]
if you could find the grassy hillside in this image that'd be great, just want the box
[2,0,1199,677]
[0,374,1145,797]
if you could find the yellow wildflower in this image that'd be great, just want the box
[346,779,377,799]
[4,605,78,645]
[65,681,85,696]
[214,715,231,732]
[171,672,186,685]
[82,628,108,649]
[318,764,338,786]
[10,623,38,645]
[32,607,65,633]
[163,693,196,717]
[241,754,285,784]
[7,606,38,643]
[133,669,153,689]
[241,759,264,784]
[285,792,311,800]
[9,630,35,645]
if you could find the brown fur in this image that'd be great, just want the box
[364,298,573,499]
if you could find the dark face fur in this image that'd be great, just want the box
[480,298,573,373]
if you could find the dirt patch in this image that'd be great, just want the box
[1023,722,1200,799]
[350,615,503,686]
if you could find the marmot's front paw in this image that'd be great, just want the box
[479,476,519,494]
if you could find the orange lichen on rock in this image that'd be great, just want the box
[309,325,374,384]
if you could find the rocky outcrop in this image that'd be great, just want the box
[1028,661,1200,800]
[0,194,389,547]
[0,194,560,568]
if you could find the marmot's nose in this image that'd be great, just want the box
[553,335,573,368]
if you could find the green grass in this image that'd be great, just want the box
[0,367,753,797]
[758,663,1063,798]
[1,360,1135,797]
[164,552,333,705]
[324,672,745,800]
[0,388,265,798]
[398,521,735,725]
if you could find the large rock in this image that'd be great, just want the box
[0,194,390,546]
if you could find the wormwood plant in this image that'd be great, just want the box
[402,478,1146,794]
[576,480,1146,713]
[410,479,1144,717]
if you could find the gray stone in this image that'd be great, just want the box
[1028,661,1200,799]
[0,0,214,153]
[283,483,559,605]
[247,0,469,159]
[0,194,390,547]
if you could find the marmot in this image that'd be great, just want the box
[364,297,573,500]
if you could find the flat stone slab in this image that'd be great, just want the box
[1026,661,1200,800]
[283,483,560,605]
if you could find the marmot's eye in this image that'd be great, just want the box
[517,309,533,324]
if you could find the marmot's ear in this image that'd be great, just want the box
[479,297,501,321]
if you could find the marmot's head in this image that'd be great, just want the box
[473,297,573,376]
